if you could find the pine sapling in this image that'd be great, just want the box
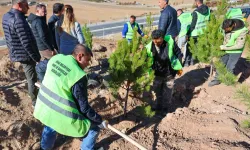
[82,24,93,49]
[108,28,154,116]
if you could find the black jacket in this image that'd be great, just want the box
[48,14,61,50]
[2,9,40,62]
[27,13,54,51]
[151,40,182,78]
[187,4,210,37]
[72,76,102,125]
[158,5,178,37]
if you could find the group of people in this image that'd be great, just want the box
[2,0,107,150]
[125,0,250,112]
[2,0,250,149]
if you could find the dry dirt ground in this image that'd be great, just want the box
[0,38,250,150]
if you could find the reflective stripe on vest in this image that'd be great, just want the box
[146,35,183,71]
[225,27,248,54]
[37,88,85,120]
[34,54,91,137]
[226,8,243,20]
[126,22,138,40]
[178,12,192,37]
[191,9,210,37]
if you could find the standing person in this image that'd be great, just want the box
[158,0,178,38]
[177,9,192,64]
[48,3,64,51]
[146,30,183,113]
[2,0,40,106]
[27,4,56,82]
[226,7,244,21]
[122,15,145,42]
[34,44,108,150]
[55,5,85,55]
[185,0,210,66]
[208,19,248,87]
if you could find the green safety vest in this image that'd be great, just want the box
[126,22,139,40]
[191,9,210,37]
[226,8,243,20]
[34,54,91,137]
[146,35,183,71]
[178,12,192,37]
[225,27,248,54]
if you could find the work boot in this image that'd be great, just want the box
[208,80,221,87]
[151,104,162,112]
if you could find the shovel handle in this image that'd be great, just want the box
[107,124,147,150]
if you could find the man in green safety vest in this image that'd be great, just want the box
[226,7,244,21]
[34,44,108,150]
[186,0,210,66]
[122,15,145,42]
[227,7,250,22]
[208,19,248,87]
[177,9,192,64]
[146,29,183,113]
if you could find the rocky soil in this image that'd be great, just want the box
[0,38,250,150]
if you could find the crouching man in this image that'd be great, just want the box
[34,44,108,150]
[209,19,248,87]
[146,30,183,113]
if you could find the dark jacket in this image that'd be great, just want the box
[158,5,178,37]
[27,13,54,52]
[2,9,40,62]
[72,76,102,125]
[48,14,61,50]
[187,4,210,37]
[151,40,182,78]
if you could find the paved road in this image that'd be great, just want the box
[89,15,159,36]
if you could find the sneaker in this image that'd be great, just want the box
[208,80,221,87]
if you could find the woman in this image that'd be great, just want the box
[55,5,85,55]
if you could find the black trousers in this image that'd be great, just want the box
[21,61,38,102]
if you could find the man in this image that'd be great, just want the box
[48,3,64,51]
[158,0,178,38]
[2,0,40,106]
[227,7,250,21]
[177,9,192,64]
[34,44,108,150]
[27,4,55,82]
[226,7,244,21]
[122,15,145,42]
[185,0,210,66]
[146,30,183,112]
[208,19,248,87]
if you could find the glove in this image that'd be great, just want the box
[177,70,183,76]
[220,45,226,50]
[144,35,149,39]
[98,120,109,129]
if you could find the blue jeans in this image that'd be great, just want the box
[36,59,49,82]
[41,125,100,150]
